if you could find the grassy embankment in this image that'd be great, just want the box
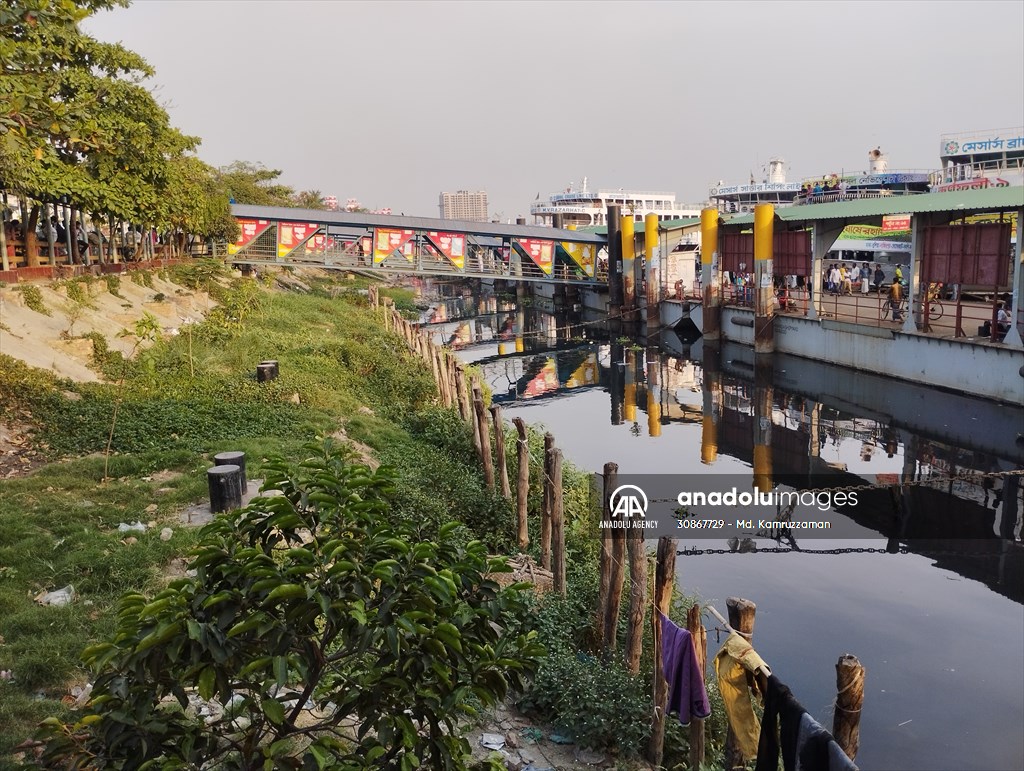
[0,266,724,767]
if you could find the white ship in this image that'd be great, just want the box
[709,158,802,213]
[530,177,702,227]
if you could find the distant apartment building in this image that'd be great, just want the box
[439,190,488,221]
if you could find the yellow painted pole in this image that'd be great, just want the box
[753,203,775,355]
[621,214,636,315]
[645,213,660,328]
[700,208,720,340]
[624,348,637,422]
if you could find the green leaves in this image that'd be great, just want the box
[36,439,543,769]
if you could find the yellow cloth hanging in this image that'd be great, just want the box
[714,631,770,762]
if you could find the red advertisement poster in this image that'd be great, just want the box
[373,229,415,264]
[228,219,270,255]
[515,238,554,275]
[277,222,321,257]
[426,232,466,269]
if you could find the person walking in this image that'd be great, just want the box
[872,264,885,294]
[859,262,871,294]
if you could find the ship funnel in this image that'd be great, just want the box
[767,158,786,183]
[868,147,888,173]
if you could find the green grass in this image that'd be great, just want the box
[0,275,509,759]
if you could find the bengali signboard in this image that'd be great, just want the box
[425,232,466,270]
[882,214,911,233]
[834,225,911,253]
[277,223,321,258]
[941,133,1024,157]
[228,219,270,255]
[373,229,415,264]
[561,241,596,277]
[515,238,554,275]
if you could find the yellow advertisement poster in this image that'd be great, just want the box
[373,229,416,264]
[561,242,596,277]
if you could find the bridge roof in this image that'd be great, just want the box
[721,186,1024,227]
[231,204,606,244]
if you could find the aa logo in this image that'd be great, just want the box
[609,485,648,518]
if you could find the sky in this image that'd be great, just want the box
[84,0,1024,221]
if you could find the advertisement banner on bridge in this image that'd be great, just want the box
[515,238,554,275]
[303,234,334,254]
[373,229,416,264]
[561,241,596,277]
[228,219,271,255]
[565,353,599,389]
[277,223,321,258]
[425,232,466,270]
[523,358,559,398]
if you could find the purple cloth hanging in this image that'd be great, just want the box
[659,611,711,725]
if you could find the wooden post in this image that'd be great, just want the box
[489,405,511,499]
[596,462,618,652]
[724,597,758,771]
[551,448,565,595]
[454,365,471,424]
[540,433,555,569]
[624,518,648,675]
[428,343,443,401]
[833,654,865,762]
[648,537,676,766]
[686,604,708,770]
[473,382,494,490]
[513,417,530,549]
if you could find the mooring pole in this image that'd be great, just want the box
[647,536,676,766]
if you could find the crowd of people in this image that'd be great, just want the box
[3,214,171,266]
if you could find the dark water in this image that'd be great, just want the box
[432,301,1024,771]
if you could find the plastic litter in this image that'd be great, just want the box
[117,521,147,533]
[160,527,173,541]
[480,733,505,750]
[548,733,573,745]
[36,585,75,606]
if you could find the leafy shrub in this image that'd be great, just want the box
[16,284,50,316]
[104,274,124,298]
[64,279,97,309]
[37,440,544,769]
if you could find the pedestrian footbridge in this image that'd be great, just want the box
[219,205,607,286]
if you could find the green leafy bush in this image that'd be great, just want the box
[16,284,50,316]
[37,440,544,769]
[104,274,124,298]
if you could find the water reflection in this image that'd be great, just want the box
[449,303,1023,771]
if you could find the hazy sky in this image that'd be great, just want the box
[85,1,1024,220]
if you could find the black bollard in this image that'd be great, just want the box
[213,451,247,489]
[207,464,243,513]
[256,363,276,383]
[259,360,280,378]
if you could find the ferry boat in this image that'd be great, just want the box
[930,127,1024,192]
[709,158,803,213]
[530,177,702,227]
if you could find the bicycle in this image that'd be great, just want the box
[889,298,943,323]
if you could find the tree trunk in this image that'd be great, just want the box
[647,537,676,765]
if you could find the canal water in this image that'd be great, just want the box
[429,302,1024,771]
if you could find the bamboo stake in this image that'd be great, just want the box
[686,604,707,769]
[512,417,530,549]
[624,517,648,675]
[454,365,471,424]
[724,597,758,771]
[596,462,617,652]
[647,536,676,766]
[550,448,565,595]
[472,382,494,490]
[489,405,511,499]
[540,433,554,569]
[833,654,865,762]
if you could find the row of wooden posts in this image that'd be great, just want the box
[369,286,864,770]
[370,286,568,594]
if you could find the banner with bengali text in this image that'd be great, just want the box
[426,232,466,269]
[561,241,596,277]
[228,219,271,255]
[515,238,554,275]
[277,223,321,258]
[373,229,415,264]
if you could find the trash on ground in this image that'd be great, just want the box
[35,585,75,606]
[480,733,505,750]
[117,521,147,533]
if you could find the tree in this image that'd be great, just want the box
[215,161,296,207]
[162,155,238,243]
[37,440,543,770]
[293,189,327,210]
